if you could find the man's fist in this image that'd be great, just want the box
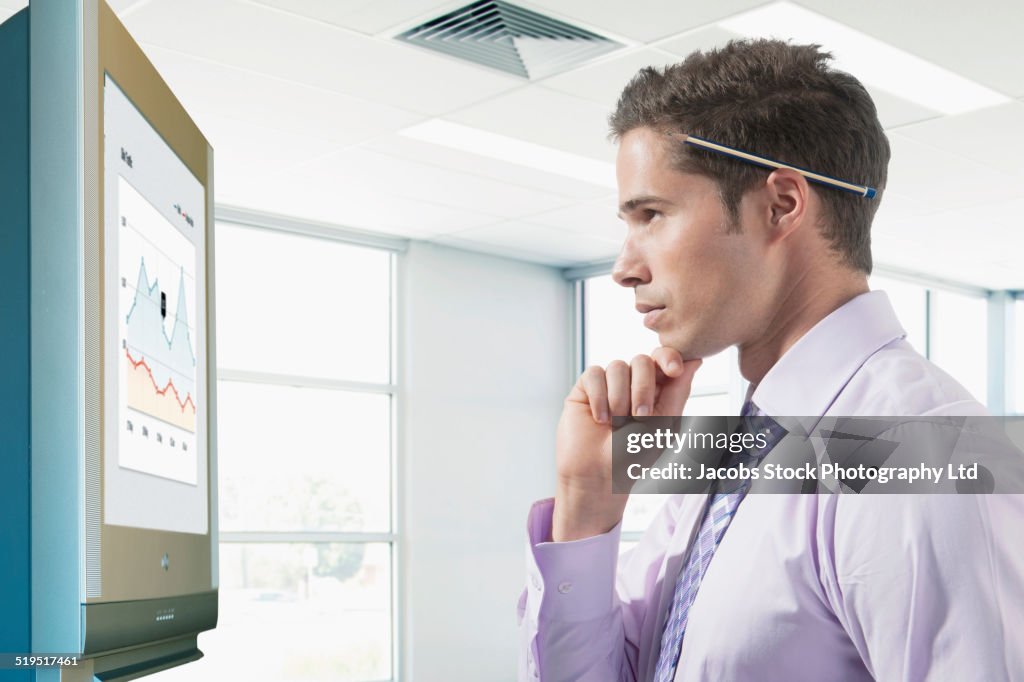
[552,348,701,542]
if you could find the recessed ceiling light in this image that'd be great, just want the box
[399,119,616,188]
[719,1,1010,116]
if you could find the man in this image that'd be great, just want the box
[517,40,1023,681]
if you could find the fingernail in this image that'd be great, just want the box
[636,405,650,417]
[599,409,609,424]
[667,361,680,373]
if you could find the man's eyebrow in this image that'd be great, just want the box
[618,196,671,217]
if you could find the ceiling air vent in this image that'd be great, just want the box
[396,0,624,79]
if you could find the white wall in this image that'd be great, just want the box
[399,241,572,681]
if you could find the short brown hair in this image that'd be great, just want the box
[610,39,889,273]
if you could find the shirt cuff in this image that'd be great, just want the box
[524,498,622,623]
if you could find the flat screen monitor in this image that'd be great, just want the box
[75,2,218,671]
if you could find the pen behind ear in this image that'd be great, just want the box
[671,132,878,198]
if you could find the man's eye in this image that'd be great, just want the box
[644,209,660,221]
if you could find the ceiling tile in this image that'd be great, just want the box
[871,190,939,224]
[362,134,610,200]
[250,0,454,35]
[291,147,576,219]
[885,133,1024,211]
[873,197,1024,288]
[525,195,623,242]
[881,197,1024,251]
[0,0,24,10]
[527,0,768,43]
[656,25,743,57]
[251,0,376,25]
[0,7,16,22]
[195,114,348,190]
[869,87,940,130]
[540,48,679,108]
[893,101,1024,176]
[447,85,617,161]
[875,231,1024,290]
[971,266,1024,290]
[872,234,951,283]
[142,44,424,146]
[123,0,521,116]
[217,168,499,237]
[326,0,453,35]
[436,220,620,266]
[799,0,1024,98]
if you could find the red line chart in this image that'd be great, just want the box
[125,346,196,415]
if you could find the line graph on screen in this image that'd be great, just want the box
[124,256,197,432]
[117,174,200,483]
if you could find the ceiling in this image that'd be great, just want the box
[3,0,1023,288]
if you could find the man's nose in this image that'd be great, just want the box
[612,236,650,289]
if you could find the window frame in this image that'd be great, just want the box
[1012,292,1024,416]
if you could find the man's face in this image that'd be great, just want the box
[613,127,772,359]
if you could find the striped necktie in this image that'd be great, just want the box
[652,402,784,682]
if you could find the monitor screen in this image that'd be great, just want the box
[102,74,209,536]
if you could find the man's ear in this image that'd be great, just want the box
[763,168,809,242]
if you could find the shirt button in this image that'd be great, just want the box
[557,581,573,594]
[531,575,542,590]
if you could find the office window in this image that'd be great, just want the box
[930,290,989,405]
[868,275,927,354]
[152,223,395,681]
[870,274,997,407]
[215,226,390,384]
[583,273,659,371]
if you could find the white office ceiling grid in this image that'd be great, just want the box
[3,0,1023,287]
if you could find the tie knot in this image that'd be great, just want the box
[740,400,759,418]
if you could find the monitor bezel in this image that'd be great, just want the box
[84,0,217,612]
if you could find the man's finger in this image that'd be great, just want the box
[630,355,656,417]
[651,346,685,378]
[605,360,631,418]
[571,365,610,424]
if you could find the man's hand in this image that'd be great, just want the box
[552,348,702,542]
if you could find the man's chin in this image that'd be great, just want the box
[656,333,700,361]
[658,331,724,362]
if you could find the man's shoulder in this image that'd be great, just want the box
[833,338,987,416]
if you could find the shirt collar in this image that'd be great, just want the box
[748,290,906,418]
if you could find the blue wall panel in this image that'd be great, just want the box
[0,8,33,682]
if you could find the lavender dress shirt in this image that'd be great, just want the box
[517,291,1024,681]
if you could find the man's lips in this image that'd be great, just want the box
[636,302,666,329]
